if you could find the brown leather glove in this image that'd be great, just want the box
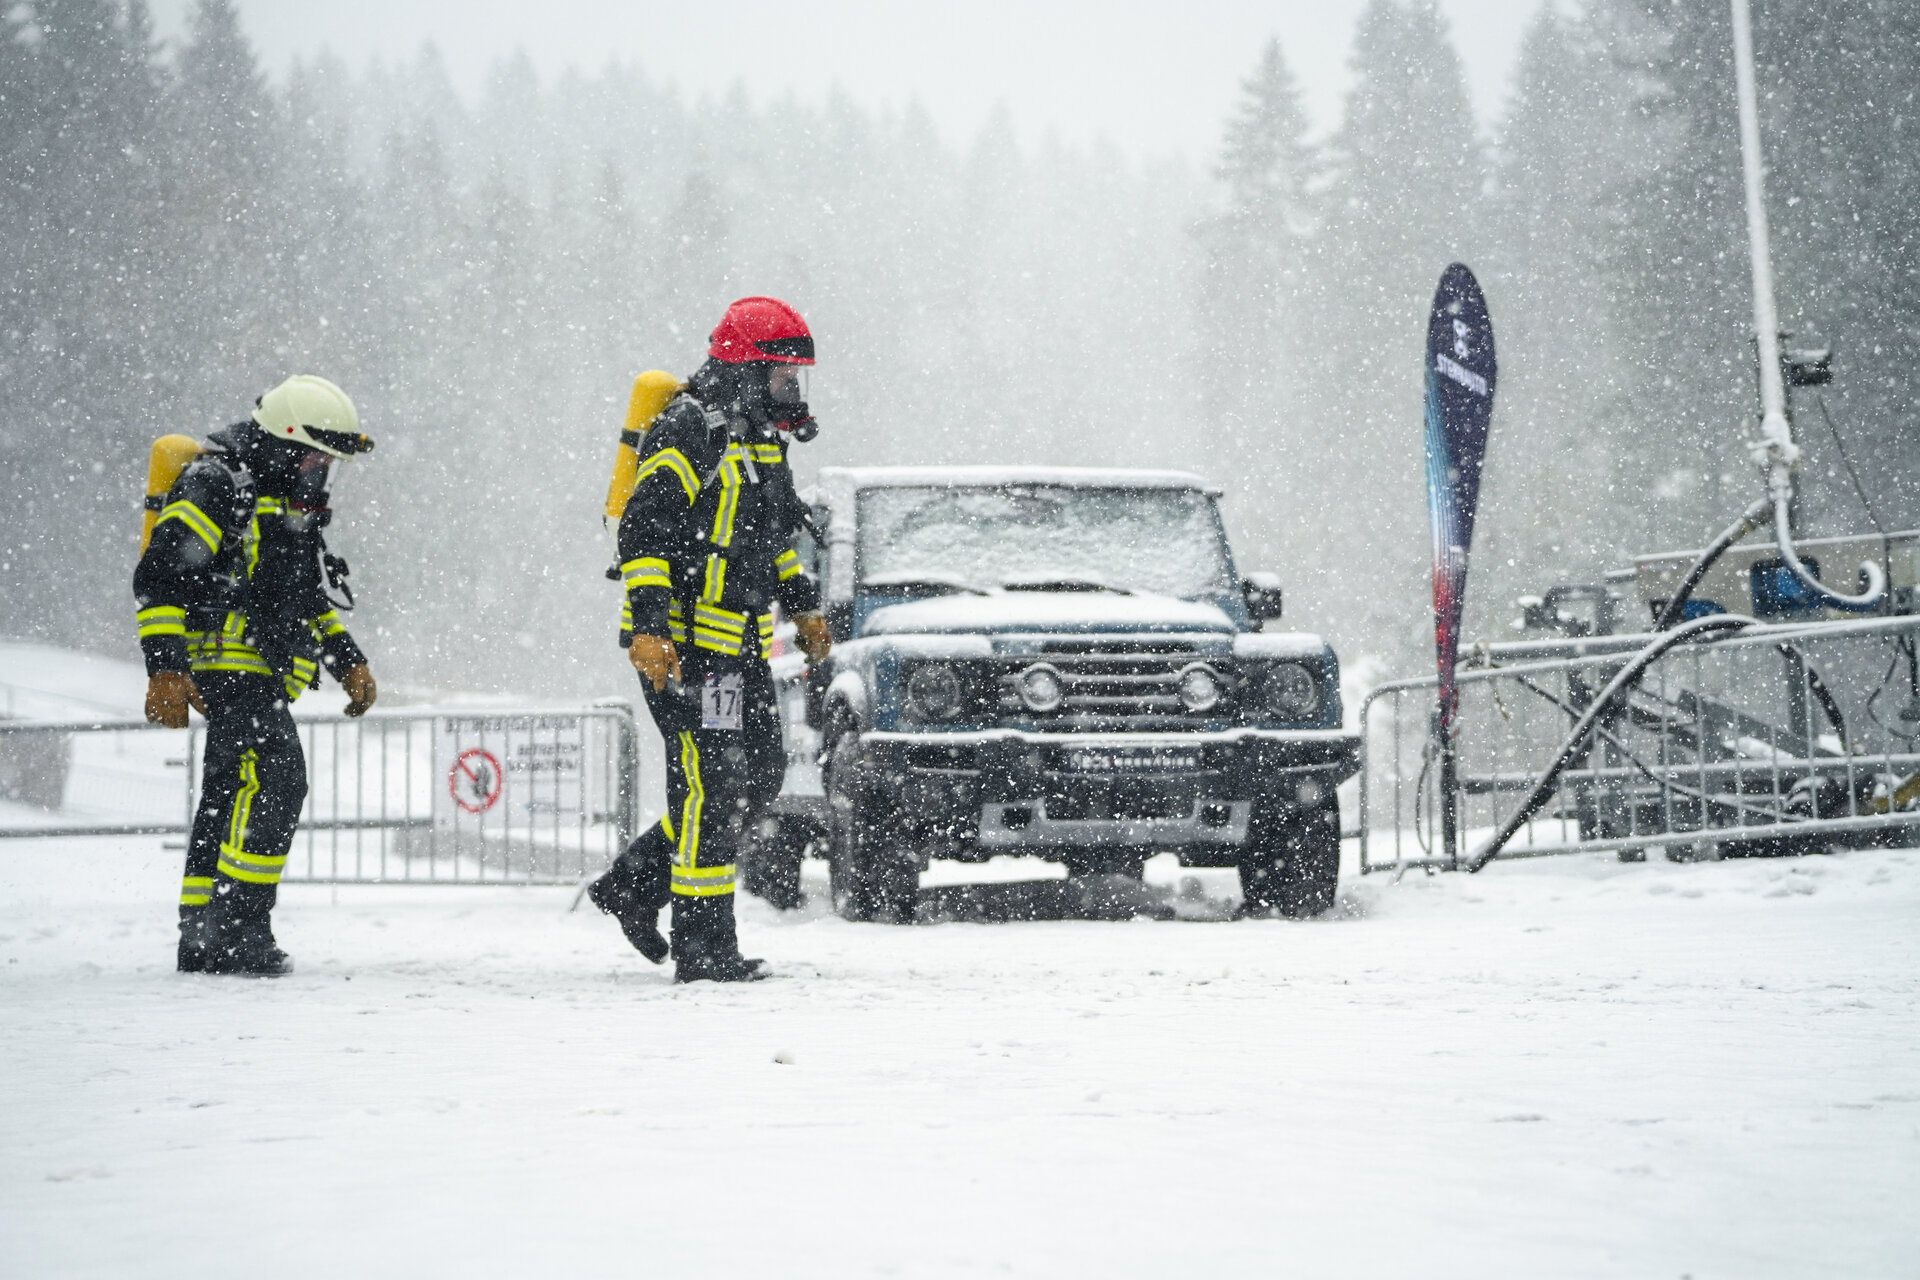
[144,671,205,728]
[792,612,833,664]
[628,634,682,692]
[342,664,377,717]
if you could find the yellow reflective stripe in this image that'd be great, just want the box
[701,553,726,604]
[775,548,802,581]
[749,443,784,464]
[283,657,318,700]
[660,813,675,841]
[635,448,698,504]
[192,657,276,675]
[690,630,745,656]
[621,557,671,590]
[226,749,261,860]
[710,450,742,548]
[673,864,735,881]
[675,732,704,875]
[690,601,751,655]
[137,605,187,637]
[217,847,287,885]
[186,629,274,676]
[314,610,347,637]
[179,875,213,906]
[155,500,222,552]
[254,497,288,515]
[671,864,736,896]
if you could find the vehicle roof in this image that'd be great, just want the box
[815,466,1222,497]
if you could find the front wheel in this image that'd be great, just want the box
[1239,801,1340,918]
[825,736,919,923]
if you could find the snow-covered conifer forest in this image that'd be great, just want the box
[5,1,1916,690]
[6,4,1920,1276]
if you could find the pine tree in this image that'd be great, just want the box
[1,0,169,645]
[1471,3,1641,627]
[160,0,287,405]
[1195,38,1315,456]
[1311,0,1485,667]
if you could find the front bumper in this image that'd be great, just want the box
[848,727,1360,860]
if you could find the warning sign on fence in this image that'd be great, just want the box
[432,714,598,838]
[448,748,503,813]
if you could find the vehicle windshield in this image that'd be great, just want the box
[857,485,1234,600]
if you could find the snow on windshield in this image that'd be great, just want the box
[857,486,1233,599]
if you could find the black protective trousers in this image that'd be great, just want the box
[614,651,785,948]
[178,672,307,934]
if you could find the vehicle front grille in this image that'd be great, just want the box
[994,644,1230,729]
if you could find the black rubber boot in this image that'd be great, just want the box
[588,836,671,963]
[670,896,768,983]
[588,873,670,963]
[200,885,293,977]
[177,904,210,973]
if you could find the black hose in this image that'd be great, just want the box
[1465,613,1757,872]
[1653,497,1773,631]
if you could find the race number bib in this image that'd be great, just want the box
[701,672,744,731]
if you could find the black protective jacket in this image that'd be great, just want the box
[617,393,819,659]
[134,426,366,699]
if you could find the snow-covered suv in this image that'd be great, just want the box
[751,467,1358,921]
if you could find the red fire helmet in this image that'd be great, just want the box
[707,296,815,365]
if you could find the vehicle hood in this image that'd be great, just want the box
[861,592,1237,637]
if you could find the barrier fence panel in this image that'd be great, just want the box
[2,705,640,886]
[0,719,190,836]
[1358,615,1920,873]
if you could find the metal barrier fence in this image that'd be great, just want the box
[1358,614,1920,873]
[0,705,640,886]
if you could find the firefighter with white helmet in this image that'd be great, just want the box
[588,297,832,982]
[134,375,379,975]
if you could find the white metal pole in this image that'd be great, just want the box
[1730,0,1797,485]
[1731,0,1886,608]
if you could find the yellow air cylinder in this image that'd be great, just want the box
[605,370,683,523]
[140,435,204,554]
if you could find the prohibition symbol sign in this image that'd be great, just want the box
[449,747,503,814]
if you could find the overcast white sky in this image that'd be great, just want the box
[149,1,1542,159]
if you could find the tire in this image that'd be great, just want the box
[1239,801,1340,919]
[741,817,808,911]
[825,735,918,923]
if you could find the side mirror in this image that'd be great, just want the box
[1243,572,1283,623]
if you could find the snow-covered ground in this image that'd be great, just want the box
[3,833,1915,1278]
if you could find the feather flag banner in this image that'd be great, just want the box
[1423,263,1497,864]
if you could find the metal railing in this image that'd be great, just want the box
[1,704,641,886]
[1357,614,1920,873]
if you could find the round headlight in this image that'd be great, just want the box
[1016,663,1065,713]
[1262,662,1320,719]
[1176,663,1224,714]
[905,663,964,720]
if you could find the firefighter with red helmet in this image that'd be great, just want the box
[588,297,832,982]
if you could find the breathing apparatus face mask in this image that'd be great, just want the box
[287,450,334,532]
[767,363,819,442]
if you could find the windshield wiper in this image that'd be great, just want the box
[860,571,988,597]
[998,575,1133,595]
